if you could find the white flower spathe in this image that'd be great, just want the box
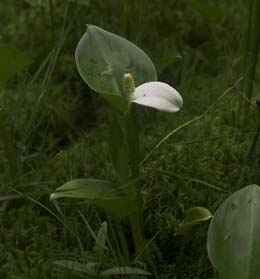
[130,81,183,113]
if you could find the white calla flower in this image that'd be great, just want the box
[130,81,183,113]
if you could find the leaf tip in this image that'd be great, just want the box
[50,193,56,201]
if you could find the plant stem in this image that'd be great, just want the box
[241,0,260,121]
[129,214,144,254]
[0,115,18,176]
[108,109,144,256]
[49,0,55,44]
[116,222,131,265]
[125,111,145,254]
[247,117,260,158]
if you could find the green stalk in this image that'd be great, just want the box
[122,73,145,254]
[128,214,144,254]
[0,116,18,176]
[108,111,129,187]
[49,0,55,44]
[125,111,145,254]
[242,0,260,119]
[243,0,254,76]
[107,73,145,257]
[247,108,260,158]
[248,0,260,99]
[108,110,138,259]
[125,112,140,178]
[108,108,144,254]
[116,222,131,265]
[248,122,260,158]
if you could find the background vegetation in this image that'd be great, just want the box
[1,0,259,278]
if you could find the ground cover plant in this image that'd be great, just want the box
[2,0,260,278]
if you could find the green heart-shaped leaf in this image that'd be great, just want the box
[75,25,157,111]
[207,185,260,279]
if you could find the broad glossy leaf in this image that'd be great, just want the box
[176,206,212,235]
[100,267,151,276]
[207,185,260,279]
[0,43,31,86]
[50,179,138,220]
[53,260,97,275]
[75,25,157,111]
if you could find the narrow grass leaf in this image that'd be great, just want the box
[94,221,108,254]
[100,267,151,276]
[53,260,97,275]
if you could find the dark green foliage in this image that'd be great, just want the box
[0,0,257,278]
